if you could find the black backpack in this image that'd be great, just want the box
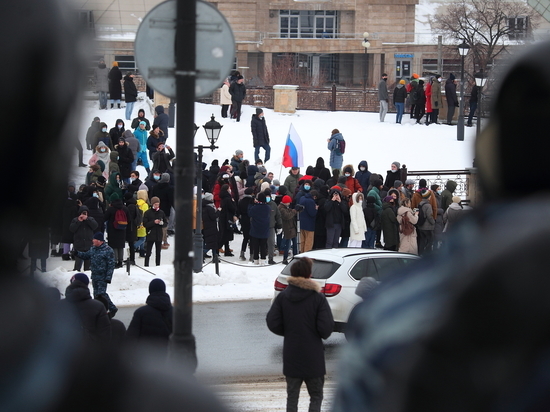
[416,203,426,227]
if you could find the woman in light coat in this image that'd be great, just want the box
[349,192,367,248]
[396,198,419,255]
[220,79,232,118]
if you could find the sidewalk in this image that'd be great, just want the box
[210,378,337,411]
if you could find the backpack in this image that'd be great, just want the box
[416,203,426,227]
[399,211,415,236]
[113,208,128,230]
[334,139,346,155]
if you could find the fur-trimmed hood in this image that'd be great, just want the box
[287,276,321,292]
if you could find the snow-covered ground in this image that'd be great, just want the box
[38,93,476,306]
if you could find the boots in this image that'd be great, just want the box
[239,251,246,261]
[117,103,121,109]
[110,103,114,109]
[254,259,260,265]
[62,254,71,261]
[144,257,149,267]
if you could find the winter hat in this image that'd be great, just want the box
[260,181,271,192]
[421,189,432,198]
[256,108,263,115]
[156,140,165,148]
[68,181,76,189]
[258,166,267,174]
[373,179,383,188]
[203,192,214,202]
[118,137,126,144]
[405,179,415,185]
[112,61,118,67]
[257,192,267,203]
[262,177,271,185]
[110,193,120,201]
[392,161,401,169]
[235,149,243,156]
[273,179,280,186]
[452,196,462,204]
[123,130,133,139]
[281,195,292,204]
[150,196,160,205]
[160,173,170,183]
[220,165,231,174]
[419,79,425,86]
[449,73,456,81]
[149,278,166,294]
[330,185,342,192]
[394,180,403,188]
[244,187,254,195]
[343,166,353,174]
[93,232,104,241]
[383,196,395,203]
[71,272,89,286]
[399,79,406,85]
[419,179,427,189]
[412,73,419,79]
[139,121,146,126]
[278,186,288,196]
[338,176,347,184]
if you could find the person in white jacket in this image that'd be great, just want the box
[220,79,232,118]
[349,192,367,248]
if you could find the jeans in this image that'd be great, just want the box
[379,100,388,121]
[98,91,108,109]
[286,376,324,412]
[125,101,135,120]
[395,102,405,123]
[280,237,297,260]
[363,229,376,248]
[254,144,271,163]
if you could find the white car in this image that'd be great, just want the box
[273,249,419,332]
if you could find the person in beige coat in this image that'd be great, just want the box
[220,79,232,118]
[397,198,419,255]
[349,192,367,248]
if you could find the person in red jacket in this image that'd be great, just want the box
[342,165,362,205]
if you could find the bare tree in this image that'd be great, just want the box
[432,0,539,73]
[263,54,329,87]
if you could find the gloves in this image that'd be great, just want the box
[69,249,77,258]
[106,279,111,284]
[276,228,283,235]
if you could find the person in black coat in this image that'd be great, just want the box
[151,173,174,248]
[115,137,134,183]
[248,192,271,264]
[104,193,129,267]
[229,75,246,121]
[109,119,125,149]
[124,193,140,265]
[131,108,151,130]
[266,257,334,412]
[86,116,101,151]
[414,79,427,124]
[108,61,123,108]
[123,74,138,121]
[85,194,105,234]
[312,157,331,183]
[70,205,99,271]
[61,273,111,343]
[324,188,349,248]
[61,182,79,260]
[143,196,167,266]
[251,108,270,162]
[445,73,458,125]
[237,188,254,261]
[202,192,219,259]
[126,278,173,351]
[218,184,237,257]
[154,105,169,140]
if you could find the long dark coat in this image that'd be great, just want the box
[85,196,105,233]
[218,190,237,245]
[62,191,79,243]
[115,142,134,179]
[143,207,166,242]
[381,202,399,248]
[266,276,334,378]
[108,66,122,100]
[104,199,129,249]
[125,198,140,243]
[251,114,270,147]
[123,75,138,103]
[202,199,220,252]
[70,206,99,251]
[126,291,173,347]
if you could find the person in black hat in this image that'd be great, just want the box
[229,75,246,121]
[251,108,271,163]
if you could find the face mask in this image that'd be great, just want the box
[345,173,351,177]
[438,78,442,82]
[130,177,135,182]
[358,200,363,204]
[154,175,160,180]
[304,185,310,191]
[437,190,441,195]
[93,193,98,198]
[360,167,365,172]
[117,156,119,160]
[102,128,107,132]
[274,186,279,191]
[117,124,122,128]
[265,197,271,203]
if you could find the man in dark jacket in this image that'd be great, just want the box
[108,61,123,108]
[69,205,98,271]
[267,257,334,412]
[123,73,138,121]
[143,196,167,266]
[229,75,246,121]
[95,59,109,109]
[251,108,271,162]
[445,73,458,125]
[62,273,111,343]
[324,188,348,248]
[355,160,371,193]
[467,84,479,127]
[154,105,170,139]
[248,192,271,264]
[126,278,173,351]
[86,116,101,150]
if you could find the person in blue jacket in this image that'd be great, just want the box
[248,192,271,265]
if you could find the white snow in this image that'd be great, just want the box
[39,92,476,306]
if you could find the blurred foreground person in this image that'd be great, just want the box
[333,41,550,412]
[0,1,228,411]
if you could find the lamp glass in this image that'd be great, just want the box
[457,41,470,56]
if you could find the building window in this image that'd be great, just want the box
[508,16,530,40]
[115,55,137,73]
[279,10,338,39]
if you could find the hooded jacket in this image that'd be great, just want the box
[355,161,371,193]
[123,75,138,103]
[266,275,334,378]
[327,132,344,170]
[349,192,367,241]
[126,291,173,346]
[69,205,98,251]
[251,114,270,147]
[154,105,169,139]
[441,180,457,211]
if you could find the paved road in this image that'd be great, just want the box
[118,299,347,382]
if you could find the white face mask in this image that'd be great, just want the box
[345,173,351,177]
[360,167,365,171]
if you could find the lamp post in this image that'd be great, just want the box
[457,40,470,141]
[362,32,370,92]
[193,115,222,275]
[474,70,487,138]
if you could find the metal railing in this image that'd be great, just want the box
[406,169,473,200]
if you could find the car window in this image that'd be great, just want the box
[281,258,340,280]
[373,258,404,281]
[349,259,377,281]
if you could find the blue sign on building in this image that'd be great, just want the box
[395,53,414,58]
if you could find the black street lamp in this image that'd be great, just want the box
[457,40,470,141]
[193,115,222,275]
[474,70,487,138]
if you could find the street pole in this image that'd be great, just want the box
[362,32,370,108]
[457,53,466,141]
[170,0,197,371]
[193,145,204,273]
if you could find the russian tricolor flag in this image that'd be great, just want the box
[282,124,304,168]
